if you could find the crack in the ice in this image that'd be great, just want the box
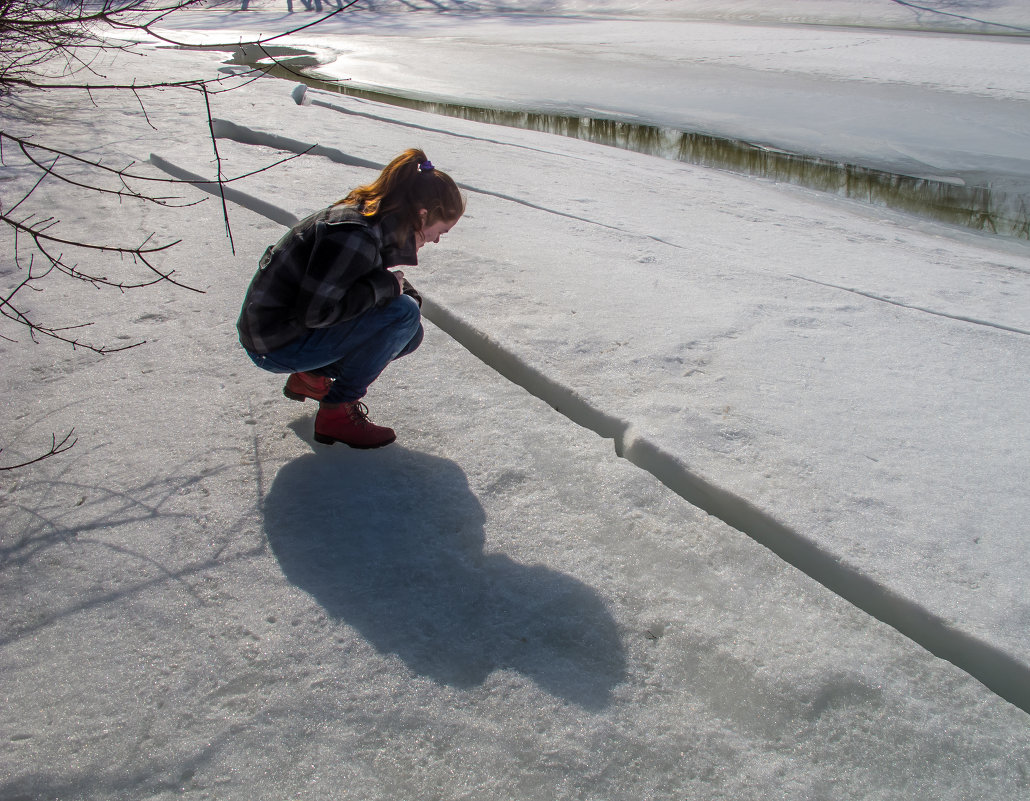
[888,0,1030,33]
[146,153,1030,716]
[424,298,1030,715]
[791,274,1030,336]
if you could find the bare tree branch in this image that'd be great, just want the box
[0,430,77,471]
[0,1,366,468]
[1,131,313,191]
[127,4,361,50]
[202,81,234,254]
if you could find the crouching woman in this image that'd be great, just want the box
[237,149,464,449]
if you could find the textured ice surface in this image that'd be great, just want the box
[3,6,1030,799]
[188,74,1030,696]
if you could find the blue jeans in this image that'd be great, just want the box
[246,295,424,403]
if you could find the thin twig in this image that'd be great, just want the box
[132,84,156,130]
[2,213,180,256]
[1,131,313,188]
[14,140,193,206]
[0,431,78,471]
[202,82,233,254]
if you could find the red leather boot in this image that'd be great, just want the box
[283,372,331,402]
[314,401,396,449]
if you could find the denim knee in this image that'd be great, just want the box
[390,295,424,358]
[392,294,422,334]
[245,348,294,374]
[397,322,424,359]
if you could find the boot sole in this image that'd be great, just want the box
[313,432,396,449]
[284,387,327,402]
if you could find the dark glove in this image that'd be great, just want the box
[401,277,423,307]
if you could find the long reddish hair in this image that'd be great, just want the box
[338,148,464,235]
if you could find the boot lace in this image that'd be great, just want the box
[346,401,372,426]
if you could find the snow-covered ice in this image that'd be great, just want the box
[2,3,1030,799]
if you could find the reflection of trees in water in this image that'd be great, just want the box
[676,132,1014,235]
[265,447,626,710]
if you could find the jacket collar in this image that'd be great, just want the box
[326,204,418,267]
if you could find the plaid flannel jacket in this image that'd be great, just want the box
[237,205,417,354]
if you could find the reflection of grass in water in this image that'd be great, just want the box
[265,65,1029,239]
[1015,201,1030,239]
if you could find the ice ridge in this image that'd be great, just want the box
[425,298,1030,716]
[208,118,686,249]
[148,154,300,228]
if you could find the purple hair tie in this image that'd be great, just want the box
[418,160,435,172]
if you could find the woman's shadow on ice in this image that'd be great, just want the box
[264,444,626,710]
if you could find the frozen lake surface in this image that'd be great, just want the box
[2,3,1029,799]
[162,2,1030,235]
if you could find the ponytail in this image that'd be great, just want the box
[338,148,465,235]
